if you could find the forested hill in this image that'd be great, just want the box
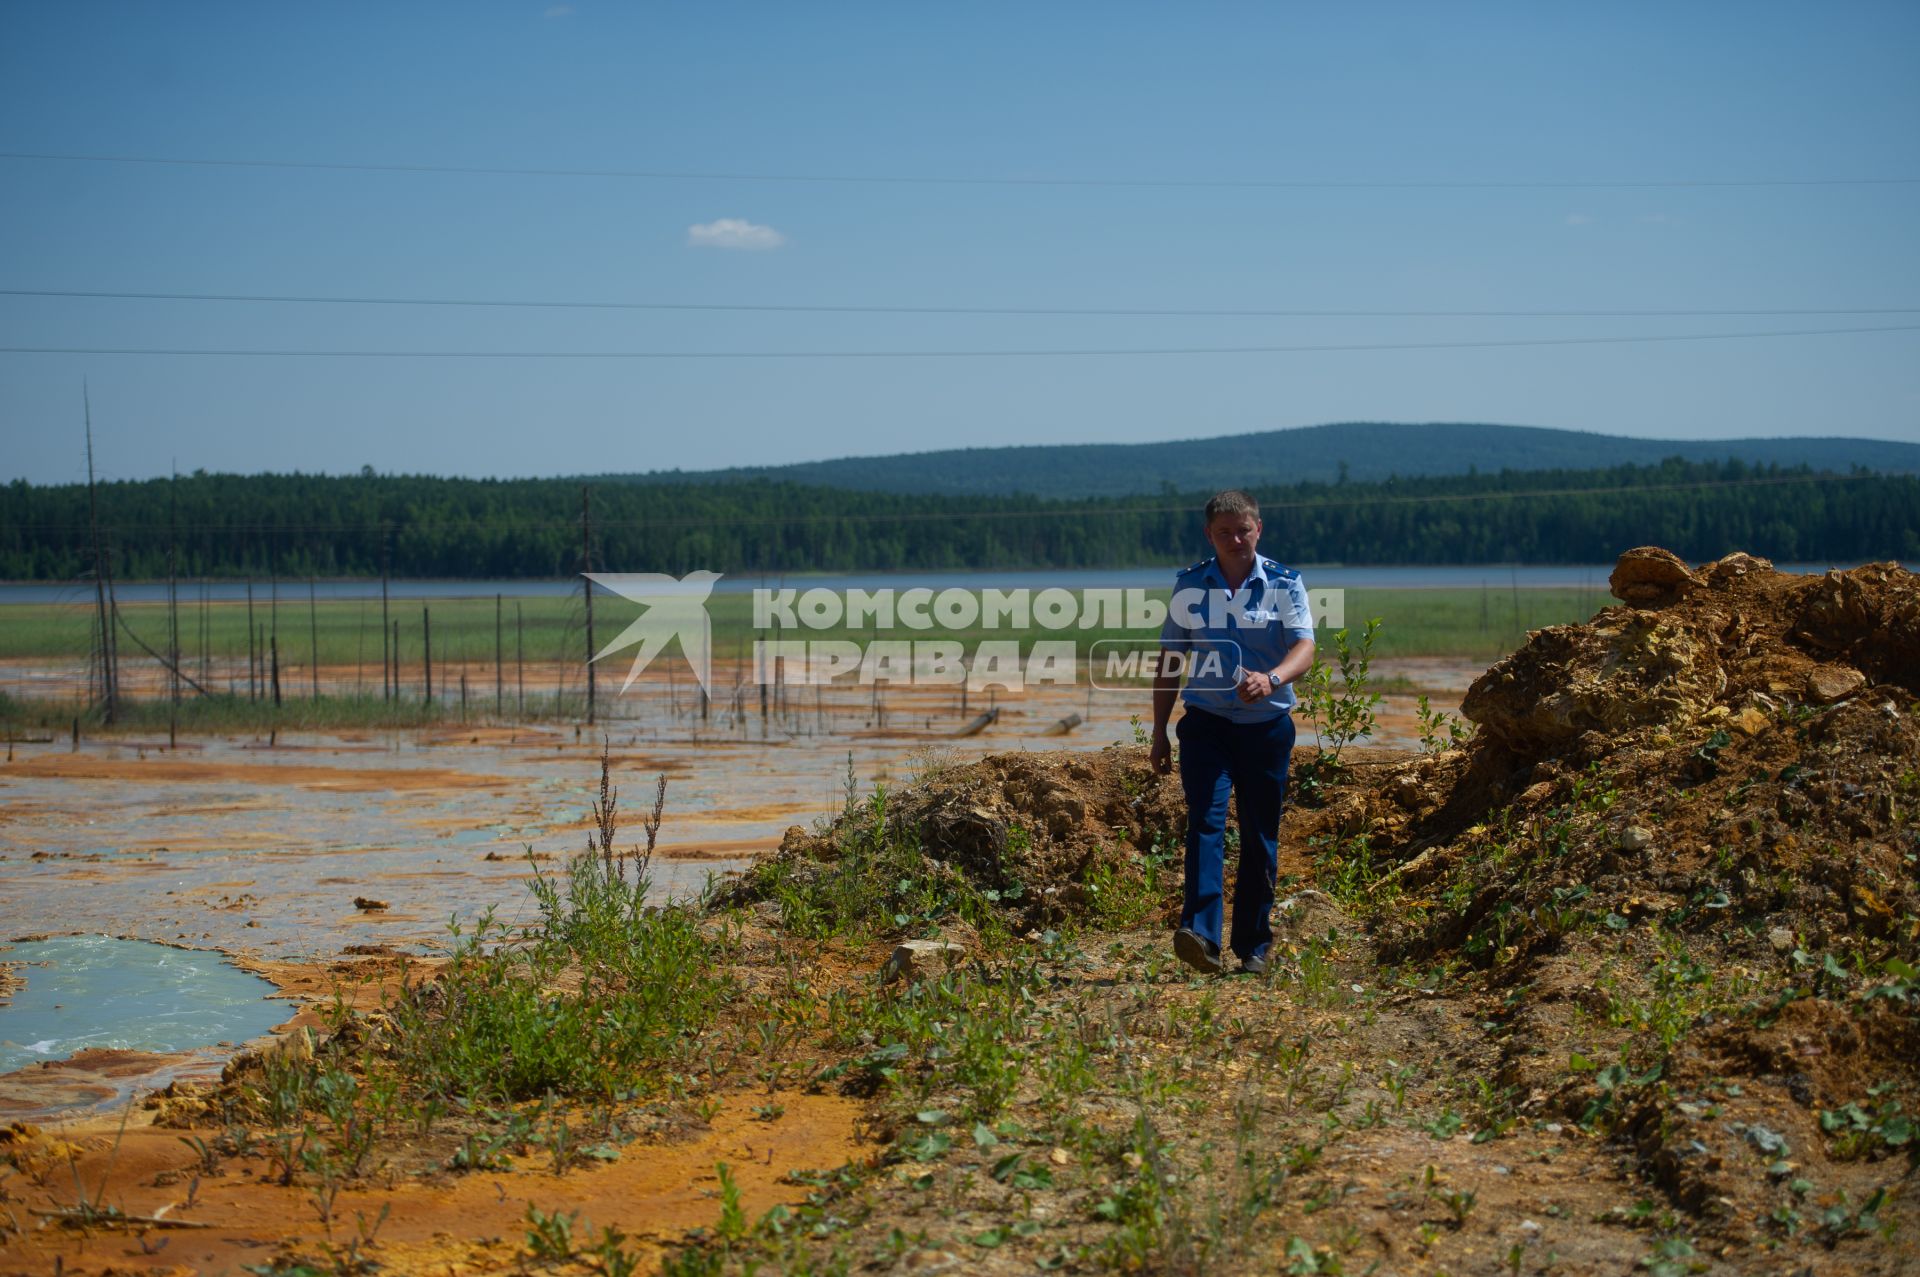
[3,459,1915,581]
[606,422,1920,498]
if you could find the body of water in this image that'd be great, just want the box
[0,561,1895,606]
[0,935,287,1073]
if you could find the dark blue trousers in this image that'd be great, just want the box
[1175,707,1296,961]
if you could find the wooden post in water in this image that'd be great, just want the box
[581,486,596,725]
[495,594,503,715]
[516,603,525,714]
[168,466,180,748]
[308,578,319,700]
[104,549,121,721]
[270,633,282,706]
[380,541,391,702]
[247,579,257,701]
[391,619,400,700]
[422,606,433,705]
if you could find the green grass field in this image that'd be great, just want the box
[0,585,1609,731]
[0,585,1606,668]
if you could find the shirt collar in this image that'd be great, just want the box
[1204,556,1269,591]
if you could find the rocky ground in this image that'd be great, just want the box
[3,549,1914,1276]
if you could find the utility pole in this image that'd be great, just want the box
[581,486,596,725]
[83,385,116,723]
[495,593,503,714]
[169,463,180,747]
[422,606,433,705]
[380,531,391,702]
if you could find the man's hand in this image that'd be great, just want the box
[1236,669,1276,703]
[1150,729,1172,774]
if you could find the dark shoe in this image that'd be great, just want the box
[1241,952,1269,976]
[1173,927,1224,975]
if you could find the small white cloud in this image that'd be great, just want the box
[687,218,787,250]
[544,5,574,17]
[691,217,787,249]
[1565,213,1593,226]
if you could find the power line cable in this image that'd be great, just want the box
[4,323,1917,360]
[3,149,1916,190]
[4,286,1915,320]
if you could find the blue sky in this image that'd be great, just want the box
[3,1,1916,485]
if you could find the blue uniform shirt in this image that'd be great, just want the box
[1158,555,1315,721]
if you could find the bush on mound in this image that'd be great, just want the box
[736,744,1189,937]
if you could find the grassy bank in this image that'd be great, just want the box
[0,689,589,734]
[0,585,1605,669]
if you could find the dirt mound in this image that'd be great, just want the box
[746,744,1187,930]
[1354,551,1919,941]
[886,748,1184,893]
[1331,549,1920,1244]
[1463,550,1917,755]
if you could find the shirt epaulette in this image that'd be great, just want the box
[1262,559,1299,581]
[1175,558,1212,580]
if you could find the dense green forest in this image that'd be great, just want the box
[1,458,1914,580]
[610,421,1920,497]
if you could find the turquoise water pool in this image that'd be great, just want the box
[0,935,287,1074]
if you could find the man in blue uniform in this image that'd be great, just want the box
[1149,490,1316,975]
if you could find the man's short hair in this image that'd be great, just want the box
[1204,489,1260,524]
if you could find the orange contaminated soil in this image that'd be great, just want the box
[415,725,566,747]
[2,1090,868,1276]
[0,953,381,1123]
[0,1049,229,1121]
[2,945,868,1275]
[234,953,438,1018]
[0,754,516,794]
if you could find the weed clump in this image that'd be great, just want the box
[737,744,1185,938]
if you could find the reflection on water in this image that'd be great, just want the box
[0,935,287,1073]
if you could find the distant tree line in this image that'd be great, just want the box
[1,458,1913,581]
